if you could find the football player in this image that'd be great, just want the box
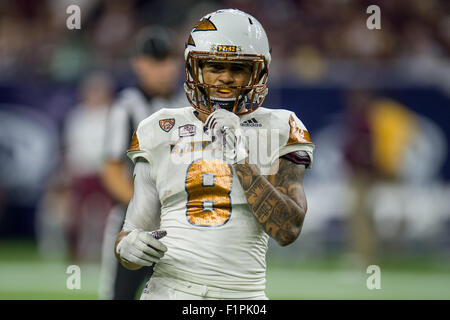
[114,9,315,299]
[99,26,186,300]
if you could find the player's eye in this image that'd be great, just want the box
[205,63,225,72]
[230,65,245,72]
[230,64,252,74]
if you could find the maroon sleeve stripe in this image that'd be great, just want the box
[281,151,311,166]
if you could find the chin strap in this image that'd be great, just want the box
[185,82,253,114]
[209,94,248,113]
[210,97,237,112]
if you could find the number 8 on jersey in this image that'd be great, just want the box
[185,159,232,227]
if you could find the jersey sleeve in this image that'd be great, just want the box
[126,125,152,164]
[122,159,161,232]
[277,113,315,168]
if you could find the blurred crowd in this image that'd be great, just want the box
[1,0,449,88]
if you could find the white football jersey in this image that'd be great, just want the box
[126,106,314,293]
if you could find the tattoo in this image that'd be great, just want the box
[234,158,307,245]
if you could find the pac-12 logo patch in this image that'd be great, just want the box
[179,124,196,137]
[159,118,175,132]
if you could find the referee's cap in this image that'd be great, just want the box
[132,25,176,60]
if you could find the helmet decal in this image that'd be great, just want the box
[187,34,196,47]
[193,18,217,32]
[216,45,238,53]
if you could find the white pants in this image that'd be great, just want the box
[140,275,268,300]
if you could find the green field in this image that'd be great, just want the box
[1,240,450,300]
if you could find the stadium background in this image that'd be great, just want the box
[1,0,449,299]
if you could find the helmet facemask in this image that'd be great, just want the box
[184,51,269,115]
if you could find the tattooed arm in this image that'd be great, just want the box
[233,158,307,246]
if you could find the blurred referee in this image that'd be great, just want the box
[99,26,186,300]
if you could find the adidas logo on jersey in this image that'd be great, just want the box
[240,118,262,127]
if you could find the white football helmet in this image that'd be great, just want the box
[184,9,271,115]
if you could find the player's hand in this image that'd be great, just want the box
[116,229,167,267]
[205,109,248,164]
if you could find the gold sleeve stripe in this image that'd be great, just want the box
[128,131,140,152]
[286,115,313,146]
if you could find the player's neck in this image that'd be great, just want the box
[194,110,208,122]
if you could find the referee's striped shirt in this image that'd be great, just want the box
[104,86,187,163]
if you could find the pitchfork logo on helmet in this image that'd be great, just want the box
[184,9,271,115]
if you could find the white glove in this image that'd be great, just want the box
[205,109,248,164]
[116,229,167,267]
